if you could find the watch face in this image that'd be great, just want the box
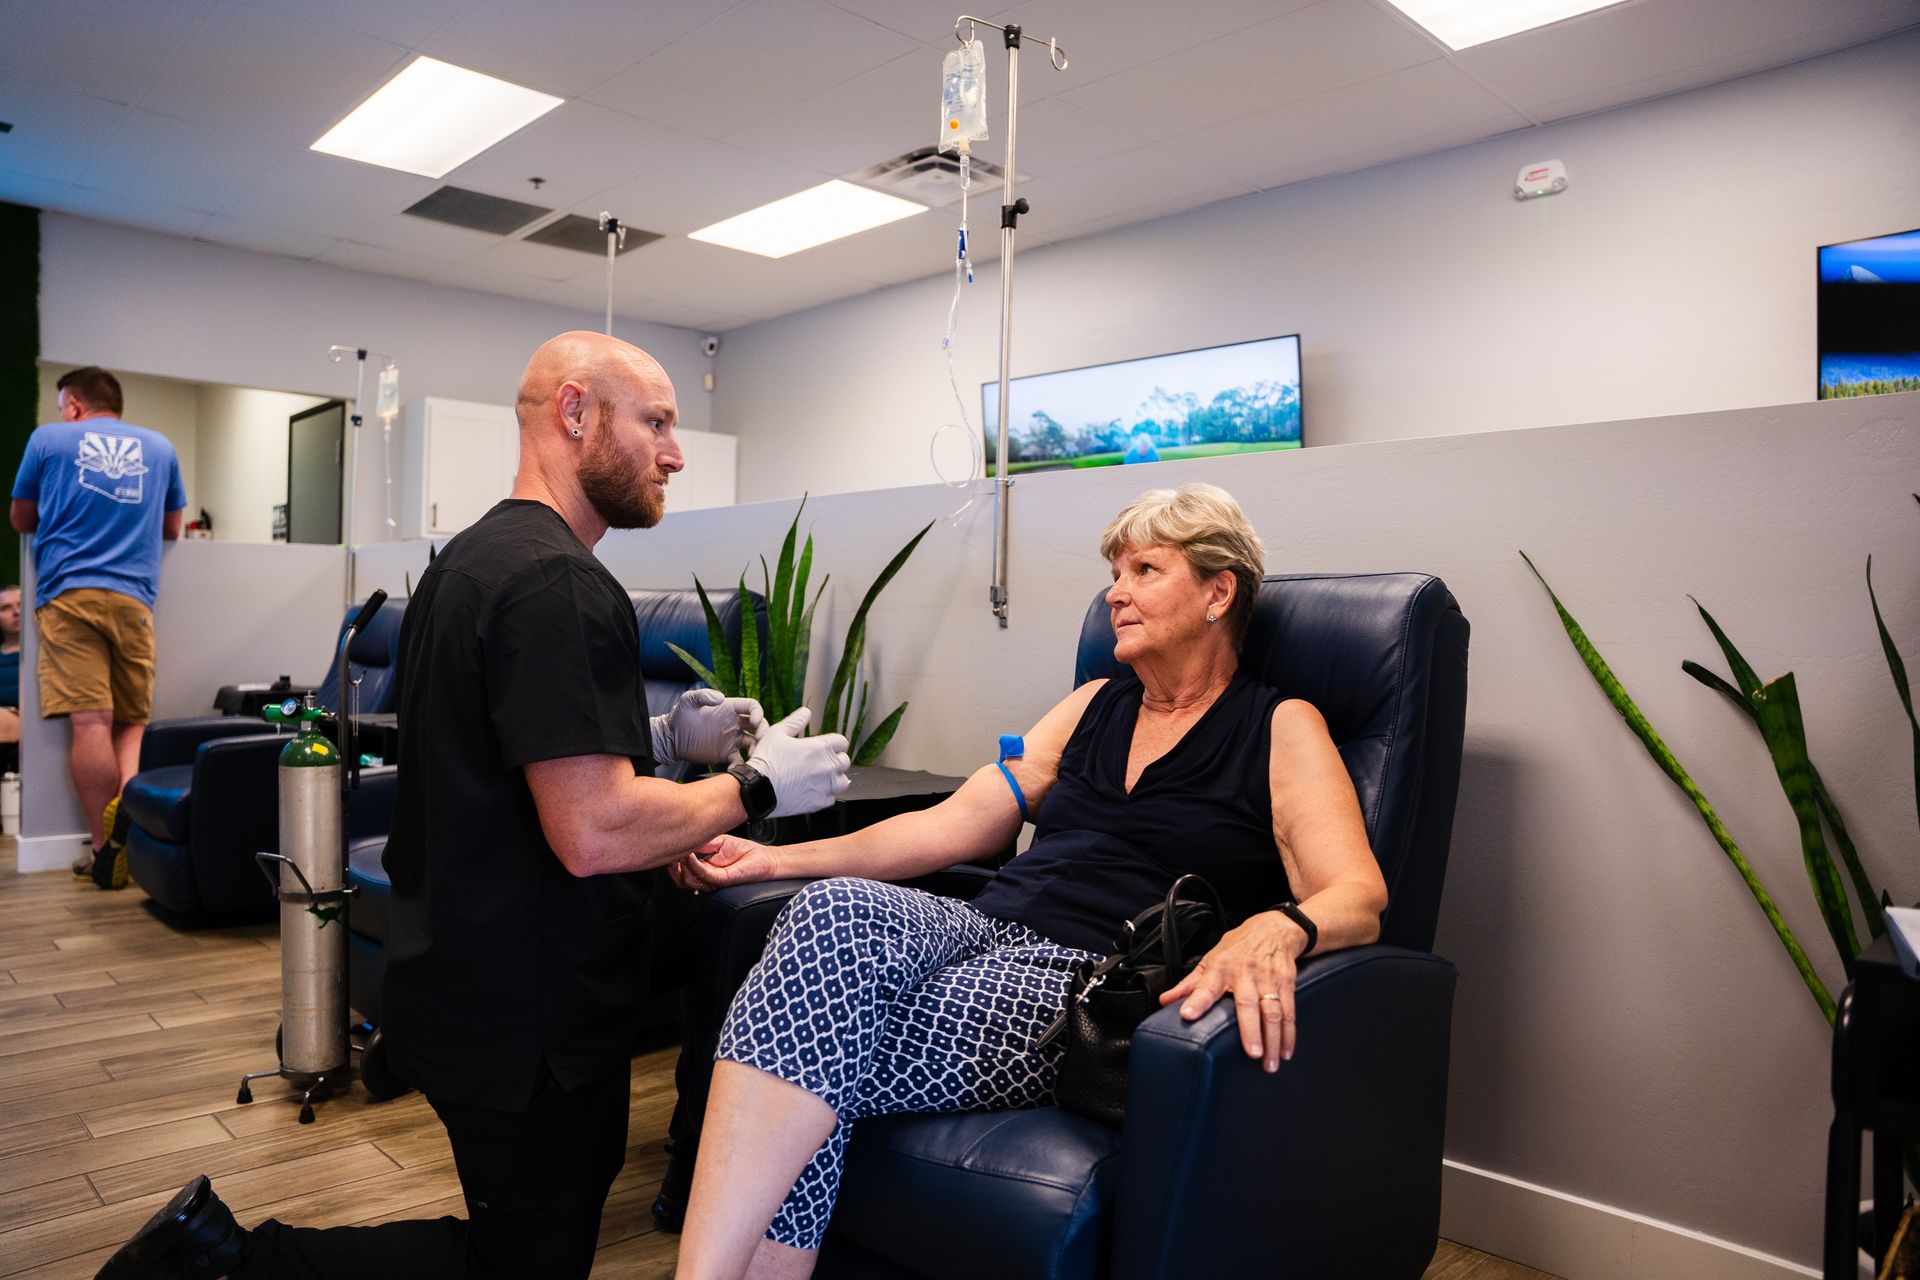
[732,763,776,821]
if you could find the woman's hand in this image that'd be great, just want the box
[669,834,783,893]
[1158,911,1311,1072]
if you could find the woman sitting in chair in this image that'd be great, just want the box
[670,482,1389,1280]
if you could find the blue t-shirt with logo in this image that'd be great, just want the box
[11,418,187,608]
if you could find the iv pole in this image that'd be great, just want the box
[955,16,1067,628]
[325,344,395,609]
[598,212,627,336]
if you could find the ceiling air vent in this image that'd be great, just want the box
[851,146,1017,208]
[522,214,662,256]
[402,185,552,235]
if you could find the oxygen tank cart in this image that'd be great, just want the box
[234,591,387,1124]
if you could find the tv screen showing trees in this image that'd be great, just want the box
[982,335,1302,476]
[1818,226,1920,399]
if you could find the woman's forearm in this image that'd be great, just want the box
[771,766,1022,883]
[1272,879,1386,958]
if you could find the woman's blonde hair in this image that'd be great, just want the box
[1099,482,1266,648]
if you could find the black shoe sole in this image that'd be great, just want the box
[96,1175,210,1278]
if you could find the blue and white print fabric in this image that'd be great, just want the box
[716,877,1096,1249]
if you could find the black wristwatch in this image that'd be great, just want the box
[727,761,777,822]
[1267,901,1317,957]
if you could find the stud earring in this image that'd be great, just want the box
[1206,612,1218,623]
[570,428,582,438]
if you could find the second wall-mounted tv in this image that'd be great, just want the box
[983,334,1302,477]
[1818,226,1920,399]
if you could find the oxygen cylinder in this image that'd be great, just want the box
[265,700,348,1079]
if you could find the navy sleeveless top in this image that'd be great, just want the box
[970,669,1292,952]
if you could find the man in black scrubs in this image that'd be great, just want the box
[98,332,853,1279]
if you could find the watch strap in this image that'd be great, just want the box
[726,761,775,822]
[1268,900,1318,957]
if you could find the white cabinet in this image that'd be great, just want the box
[668,427,737,513]
[399,397,519,539]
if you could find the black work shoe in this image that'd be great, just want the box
[650,1153,694,1233]
[95,1175,248,1279]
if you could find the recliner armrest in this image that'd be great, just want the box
[1112,945,1456,1280]
[141,716,284,771]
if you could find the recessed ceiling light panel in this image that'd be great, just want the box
[687,180,926,259]
[1382,0,1627,50]
[312,56,562,179]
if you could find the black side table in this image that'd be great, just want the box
[1825,933,1920,1278]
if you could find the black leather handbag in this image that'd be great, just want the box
[1039,874,1224,1127]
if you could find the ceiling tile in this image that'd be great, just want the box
[245,0,467,47]
[1168,58,1527,191]
[193,216,340,260]
[821,0,1021,43]
[10,180,216,239]
[991,0,1318,85]
[220,150,437,237]
[344,208,529,260]
[968,90,1166,179]
[423,0,740,98]
[474,237,608,284]
[1009,144,1251,232]
[74,110,291,216]
[0,0,214,99]
[134,0,412,149]
[724,50,945,177]
[585,0,919,138]
[0,90,131,186]
[1455,0,1917,115]
[1059,0,1441,143]
[579,138,838,235]
[1525,7,1920,121]
[444,104,714,212]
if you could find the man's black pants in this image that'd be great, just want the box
[237,1062,629,1279]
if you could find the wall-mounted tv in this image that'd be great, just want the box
[1818,226,1920,399]
[983,334,1302,477]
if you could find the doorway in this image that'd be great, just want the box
[286,400,346,544]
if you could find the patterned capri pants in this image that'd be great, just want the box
[715,876,1097,1250]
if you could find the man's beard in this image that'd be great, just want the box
[579,407,665,529]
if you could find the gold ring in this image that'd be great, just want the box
[1258,993,1283,1003]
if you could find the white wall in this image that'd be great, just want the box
[16,540,344,866]
[715,32,1920,504]
[35,363,201,516]
[582,391,1920,1274]
[35,213,719,471]
[194,383,328,543]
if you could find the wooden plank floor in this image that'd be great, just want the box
[0,836,1559,1278]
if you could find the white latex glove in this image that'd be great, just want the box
[651,688,767,765]
[747,706,852,818]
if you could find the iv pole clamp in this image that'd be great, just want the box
[954,16,1068,628]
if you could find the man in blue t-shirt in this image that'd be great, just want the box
[11,367,186,886]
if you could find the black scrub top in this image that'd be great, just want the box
[381,499,656,1110]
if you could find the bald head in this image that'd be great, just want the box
[516,330,668,429]
[509,331,683,546]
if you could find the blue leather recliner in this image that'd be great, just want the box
[682,571,1470,1279]
[123,597,409,920]
[345,586,766,1032]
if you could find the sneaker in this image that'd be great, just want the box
[91,796,130,891]
[94,1174,248,1278]
[72,848,95,880]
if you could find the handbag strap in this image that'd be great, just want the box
[1116,873,1224,972]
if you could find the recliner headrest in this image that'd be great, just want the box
[632,587,764,683]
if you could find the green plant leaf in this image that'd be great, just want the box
[1685,655,1884,941]
[851,680,870,752]
[1691,599,1763,699]
[822,521,933,738]
[794,580,824,714]
[692,577,736,694]
[1867,554,1920,839]
[1520,551,1834,1023]
[665,642,719,691]
[1751,673,1859,974]
[855,701,908,766]
[826,623,864,736]
[736,576,760,704]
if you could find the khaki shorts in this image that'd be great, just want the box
[36,588,156,723]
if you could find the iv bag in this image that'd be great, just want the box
[939,40,988,153]
[375,361,400,427]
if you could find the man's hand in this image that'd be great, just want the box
[747,707,851,817]
[651,688,766,765]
